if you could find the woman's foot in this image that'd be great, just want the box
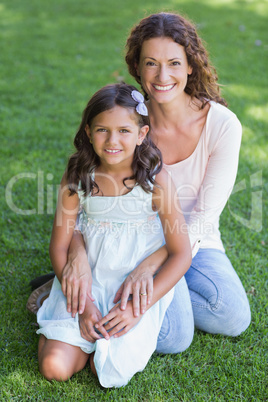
[26,278,54,314]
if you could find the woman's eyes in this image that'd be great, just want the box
[145,61,181,67]
[145,61,156,66]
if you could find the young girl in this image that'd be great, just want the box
[37,83,191,388]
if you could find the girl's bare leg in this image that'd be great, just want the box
[38,335,89,381]
[89,352,97,376]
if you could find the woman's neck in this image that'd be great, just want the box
[148,93,199,131]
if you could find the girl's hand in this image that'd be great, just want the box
[95,301,142,339]
[79,298,110,343]
[113,270,153,317]
[61,234,94,317]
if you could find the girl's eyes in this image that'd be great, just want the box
[95,128,130,133]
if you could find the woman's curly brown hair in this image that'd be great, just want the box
[125,12,227,108]
[67,83,162,196]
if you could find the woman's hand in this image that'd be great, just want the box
[113,269,153,317]
[113,245,169,317]
[61,232,94,317]
[79,298,110,342]
[95,300,142,339]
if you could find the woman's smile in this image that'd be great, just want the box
[152,84,176,92]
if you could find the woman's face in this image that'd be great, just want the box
[137,37,192,104]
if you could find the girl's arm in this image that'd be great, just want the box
[61,230,94,316]
[49,174,80,281]
[95,169,192,337]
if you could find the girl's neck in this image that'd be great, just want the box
[96,163,133,178]
[94,164,135,197]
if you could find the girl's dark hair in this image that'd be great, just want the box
[67,83,162,196]
[125,12,227,108]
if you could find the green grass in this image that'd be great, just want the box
[0,0,267,400]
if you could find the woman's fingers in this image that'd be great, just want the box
[76,280,88,315]
[119,282,132,310]
[113,284,123,304]
[139,288,147,314]
[132,284,140,317]
[146,278,153,306]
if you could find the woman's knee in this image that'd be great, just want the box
[193,290,251,337]
[217,295,251,336]
[187,249,251,336]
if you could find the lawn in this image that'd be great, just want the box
[0,0,267,400]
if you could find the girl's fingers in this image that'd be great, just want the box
[113,326,129,338]
[106,322,126,338]
[80,324,100,342]
[94,323,110,340]
[95,311,116,328]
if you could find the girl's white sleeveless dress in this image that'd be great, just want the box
[37,183,174,388]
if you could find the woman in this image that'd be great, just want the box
[29,12,251,353]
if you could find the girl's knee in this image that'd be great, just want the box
[39,354,72,382]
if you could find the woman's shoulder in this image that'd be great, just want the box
[208,101,241,127]
[206,101,242,152]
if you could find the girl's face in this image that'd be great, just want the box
[137,37,192,105]
[85,106,149,170]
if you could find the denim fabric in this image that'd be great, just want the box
[156,248,251,354]
[185,248,251,336]
[156,276,194,354]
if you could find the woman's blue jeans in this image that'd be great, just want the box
[156,248,251,354]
